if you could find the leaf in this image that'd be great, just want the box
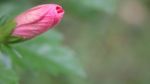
[12,30,86,77]
[0,68,18,84]
[0,51,18,84]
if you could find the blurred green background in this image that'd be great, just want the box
[0,0,150,84]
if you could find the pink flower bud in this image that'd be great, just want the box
[12,4,64,39]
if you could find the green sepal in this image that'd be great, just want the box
[0,19,16,43]
[0,19,27,44]
[6,36,26,44]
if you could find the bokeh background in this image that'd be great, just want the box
[0,0,150,84]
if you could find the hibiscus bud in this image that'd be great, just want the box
[12,4,64,39]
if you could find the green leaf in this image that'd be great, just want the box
[0,68,18,84]
[0,50,18,84]
[12,30,86,77]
